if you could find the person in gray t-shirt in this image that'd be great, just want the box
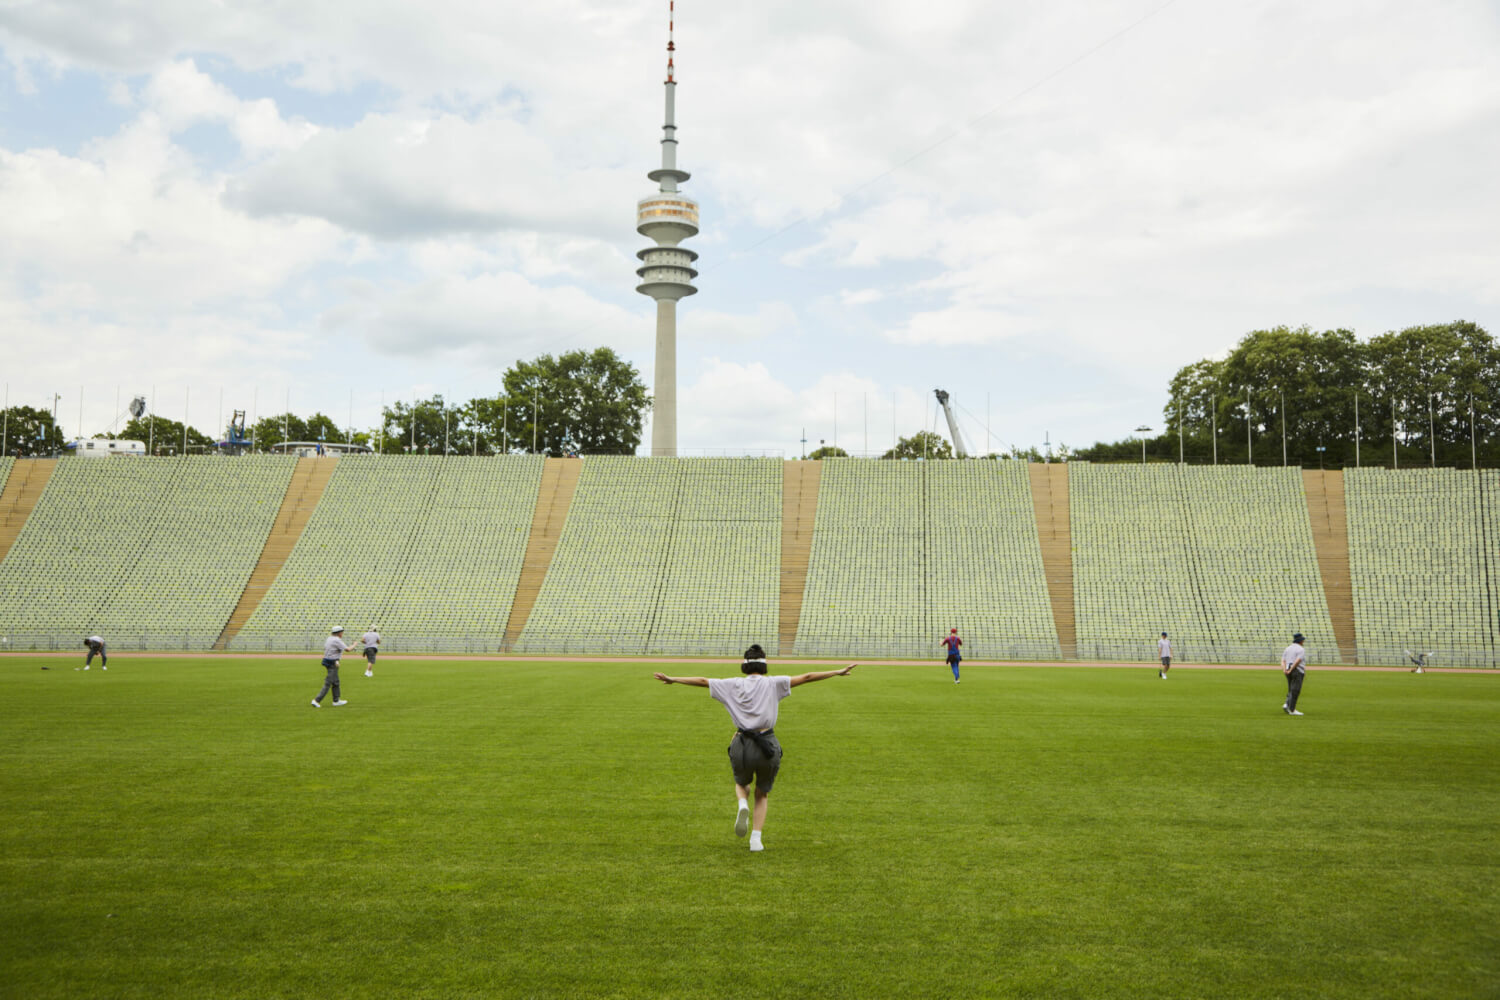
[655,643,856,853]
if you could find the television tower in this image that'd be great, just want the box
[636,0,699,457]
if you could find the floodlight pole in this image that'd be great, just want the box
[1354,393,1360,468]
[1280,389,1286,467]
[1392,398,1398,469]
[1428,392,1435,467]
[1211,395,1216,465]
[1470,394,1477,470]
[1177,400,1183,464]
[1245,387,1252,466]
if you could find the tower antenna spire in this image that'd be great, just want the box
[636,0,699,457]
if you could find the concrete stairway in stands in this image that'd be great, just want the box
[213,457,338,650]
[778,461,822,655]
[1028,463,1076,660]
[502,458,582,649]
[0,459,57,565]
[1302,470,1357,663]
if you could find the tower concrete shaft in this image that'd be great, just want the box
[637,1,697,457]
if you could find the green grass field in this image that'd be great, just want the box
[1,656,1496,999]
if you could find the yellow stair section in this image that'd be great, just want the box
[0,459,58,565]
[1302,470,1357,664]
[502,458,583,649]
[214,457,338,650]
[778,461,822,655]
[1029,463,1076,660]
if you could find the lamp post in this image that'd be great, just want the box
[1135,425,1152,465]
[1316,444,1326,470]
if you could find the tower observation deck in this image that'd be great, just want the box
[637,1,698,457]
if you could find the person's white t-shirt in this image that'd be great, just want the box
[362,631,380,647]
[1281,643,1306,672]
[324,636,351,660]
[1158,637,1172,658]
[707,674,792,731]
[87,635,104,646]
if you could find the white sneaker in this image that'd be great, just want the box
[310,699,320,708]
[749,836,764,853]
[1289,709,1304,716]
[735,804,749,838]
[83,665,89,670]
[1159,671,1165,679]
[101,666,107,670]
[1282,704,1291,714]
[365,669,373,678]
[332,700,348,707]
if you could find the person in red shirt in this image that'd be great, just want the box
[941,628,963,683]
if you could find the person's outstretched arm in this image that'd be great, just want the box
[789,664,857,688]
[654,673,710,687]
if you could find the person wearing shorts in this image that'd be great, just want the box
[654,643,856,852]
[83,635,107,670]
[941,628,963,683]
[361,628,380,677]
[1158,632,1172,679]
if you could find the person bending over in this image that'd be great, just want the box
[654,644,856,852]
[83,635,107,670]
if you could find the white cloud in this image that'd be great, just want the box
[143,59,317,153]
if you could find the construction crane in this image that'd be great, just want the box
[934,389,969,458]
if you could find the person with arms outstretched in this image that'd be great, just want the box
[654,643,856,853]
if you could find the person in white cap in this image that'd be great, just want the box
[311,627,351,707]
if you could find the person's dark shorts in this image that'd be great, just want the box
[364,647,377,662]
[1161,656,1171,667]
[728,730,783,792]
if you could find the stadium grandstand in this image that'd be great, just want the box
[1345,468,1499,668]
[232,455,544,653]
[515,457,781,655]
[1070,464,1336,664]
[796,460,1059,659]
[0,456,294,648]
[0,454,1495,667]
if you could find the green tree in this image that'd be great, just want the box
[807,445,849,460]
[882,430,953,460]
[498,348,650,456]
[118,417,215,455]
[249,413,309,452]
[376,397,452,454]
[0,405,63,456]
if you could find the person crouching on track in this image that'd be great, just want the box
[654,644,856,853]
[83,635,107,670]
[311,627,351,708]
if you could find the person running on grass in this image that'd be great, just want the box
[311,627,351,708]
[361,626,380,677]
[653,644,856,853]
[941,628,963,683]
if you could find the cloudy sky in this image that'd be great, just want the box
[2,0,1497,456]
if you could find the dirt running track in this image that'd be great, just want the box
[2,651,1491,673]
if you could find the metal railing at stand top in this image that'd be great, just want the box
[1,631,1494,668]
